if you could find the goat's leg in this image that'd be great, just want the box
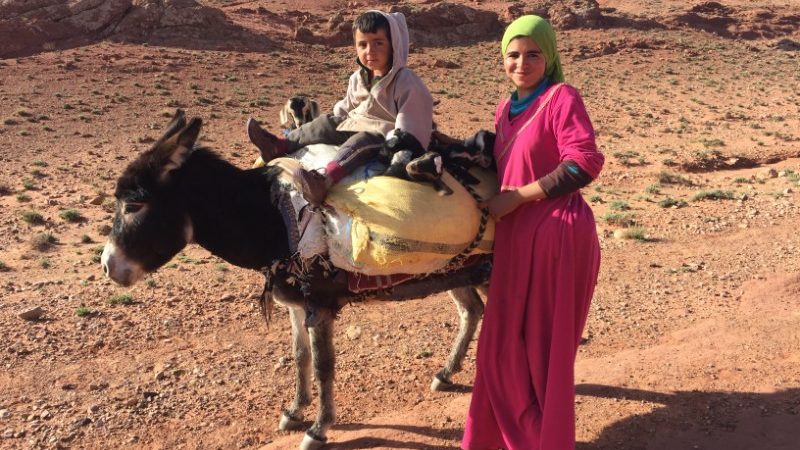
[300,308,336,450]
[432,286,484,391]
[279,305,312,431]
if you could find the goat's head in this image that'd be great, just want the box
[279,96,320,130]
[445,130,496,170]
[101,110,201,286]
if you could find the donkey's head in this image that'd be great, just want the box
[101,110,202,286]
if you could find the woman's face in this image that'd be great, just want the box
[504,36,547,96]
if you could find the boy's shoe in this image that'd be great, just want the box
[247,118,281,162]
[294,168,330,207]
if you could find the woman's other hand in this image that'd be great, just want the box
[480,190,523,221]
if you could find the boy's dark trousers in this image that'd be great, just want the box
[287,113,385,180]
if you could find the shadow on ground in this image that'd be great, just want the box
[577,384,800,450]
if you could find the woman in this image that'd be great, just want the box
[462,16,604,450]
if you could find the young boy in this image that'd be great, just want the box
[247,10,434,205]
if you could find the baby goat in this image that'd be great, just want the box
[279,95,320,133]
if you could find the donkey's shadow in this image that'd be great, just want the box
[324,384,800,449]
[576,384,800,450]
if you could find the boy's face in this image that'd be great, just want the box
[354,28,392,77]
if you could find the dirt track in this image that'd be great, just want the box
[1,1,800,449]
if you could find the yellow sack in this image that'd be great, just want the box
[325,169,497,275]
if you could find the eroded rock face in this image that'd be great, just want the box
[666,2,800,39]
[112,0,230,42]
[0,0,258,58]
[294,3,504,48]
[0,0,131,57]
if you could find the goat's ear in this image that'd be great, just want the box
[308,100,320,120]
[160,117,202,181]
[279,102,292,129]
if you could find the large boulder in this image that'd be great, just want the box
[503,0,602,30]
[548,0,602,29]
[399,3,504,47]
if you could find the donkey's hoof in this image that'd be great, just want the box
[431,373,454,392]
[299,431,327,450]
[279,411,303,431]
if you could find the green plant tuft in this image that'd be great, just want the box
[59,209,83,222]
[107,294,135,306]
[21,210,45,224]
[692,190,735,201]
[75,306,94,317]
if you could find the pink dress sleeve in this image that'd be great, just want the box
[549,86,604,179]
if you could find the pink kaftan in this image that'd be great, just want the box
[462,83,604,450]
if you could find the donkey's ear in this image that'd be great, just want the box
[157,109,187,146]
[160,118,202,180]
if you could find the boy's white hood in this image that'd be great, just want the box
[378,10,409,74]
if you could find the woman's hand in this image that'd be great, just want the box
[480,190,523,222]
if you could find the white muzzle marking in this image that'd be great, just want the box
[101,241,145,287]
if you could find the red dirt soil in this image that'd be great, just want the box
[1,1,799,449]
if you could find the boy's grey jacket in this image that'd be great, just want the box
[333,11,434,149]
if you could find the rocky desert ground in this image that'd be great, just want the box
[1,0,799,449]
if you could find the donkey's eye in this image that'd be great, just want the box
[123,202,145,214]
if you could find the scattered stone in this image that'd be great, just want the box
[0,409,9,419]
[39,410,50,420]
[757,168,778,179]
[61,383,77,390]
[775,38,800,51]
[18,306,44,321]
[433,58,460,69]
[89,194,106,205]
[345,325,362,340]
[274,356,289,370]
[96,224,112,236]
[218,293,235,302]
[87,405,100,415]
[71,417,91,429]
[613,229,626,239]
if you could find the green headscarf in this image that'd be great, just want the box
[501,15,565,83]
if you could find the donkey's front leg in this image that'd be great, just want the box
[432,286,484,391]
[279,305,312,431]
[300,307,336,450]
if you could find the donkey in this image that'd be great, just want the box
[101,110,488,450]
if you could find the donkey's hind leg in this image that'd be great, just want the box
[279,305,313,431]
[300,307,336,450]
[432,286,485,391]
